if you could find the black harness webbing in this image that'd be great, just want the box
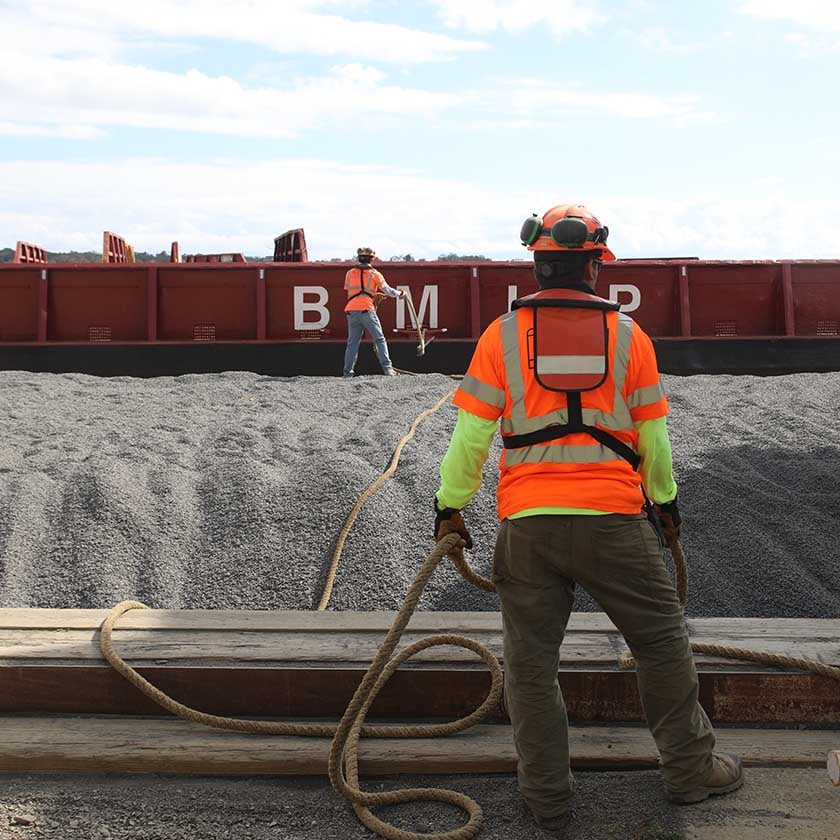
[346,265,375,303]
[502,294,641,471]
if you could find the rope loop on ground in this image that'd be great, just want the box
[100,534,502,840]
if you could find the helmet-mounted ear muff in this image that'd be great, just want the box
[520,214,542,246]
[521,214,610,250]
[550,217,589,248]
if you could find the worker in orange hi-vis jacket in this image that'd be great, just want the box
[432,204,743,836]
[342,246,405,378]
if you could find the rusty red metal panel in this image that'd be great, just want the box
[469,266,482,338]
[790,262,840,337]
[781,262,795,336]
[601,262,680,337]
[0,268,40,341]
[379,263,472,340]
[157,266,257,341]
[102,231,132,264]
[684,262,783,337]
[256,267,266,341]
[146,267,158,342]
[47,266,147,342]
[471,263,536,330]
[265,263,473,341]
[273,229,308,262]
[677,264,692,336]
[1,259,839,347]
[14,241,48,264]
[265,264,343,340]
[37,268,48,342]
[184,253,246,264]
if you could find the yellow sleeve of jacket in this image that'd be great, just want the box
[635,416,678,504]
[437,412,678,511]
[437,409,497,510]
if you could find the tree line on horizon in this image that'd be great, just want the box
[0,248,493,264]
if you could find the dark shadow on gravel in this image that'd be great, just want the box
[676,444,840,618]
[431,443,840,619]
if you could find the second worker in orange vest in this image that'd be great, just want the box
[343,246,405,378]
[433,204,744,836]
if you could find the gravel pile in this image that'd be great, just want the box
[0,370,838,618]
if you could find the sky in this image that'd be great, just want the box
[1,0,839,261]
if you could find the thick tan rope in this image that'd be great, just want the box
[101,534,502,840]
[99,384,839,840]
[317,387,456,611]
[621,540,840,681]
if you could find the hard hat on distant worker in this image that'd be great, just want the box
[357,246,376,259]
[520,204,616,261]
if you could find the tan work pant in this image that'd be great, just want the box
[493,513,716,820]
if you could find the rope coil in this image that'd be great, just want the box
[101,534,501,840]
[98,388,840,840]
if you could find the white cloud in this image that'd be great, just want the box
[603,194,840,260]
[0,54,461,139]
[739,0,840,31]
[2,0,487,64]
[636,27,702,53]
[0,158,528,260]
[0,122,103,139]
[2,158,838,260]
[783,31,840,54]
[431,0,604,36]
[496,80,714,123]
[0,47,712,139]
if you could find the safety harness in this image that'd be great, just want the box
[501,287,641,471]
[346,264,376,304]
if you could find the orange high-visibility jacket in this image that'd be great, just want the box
[452,286,669,519]
[344,265,385,312]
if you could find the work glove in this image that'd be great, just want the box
[654,497,682,547]
[434,497,473,549]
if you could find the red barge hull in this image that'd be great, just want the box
[1,260,838,376]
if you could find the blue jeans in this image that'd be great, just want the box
[343,310,394,376]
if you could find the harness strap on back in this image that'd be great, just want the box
[501,391,641,471]
[347,265,376,303]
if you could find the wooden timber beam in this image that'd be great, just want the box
[2,665,840,725]
[1,609,838,725]
[0,717,833,777]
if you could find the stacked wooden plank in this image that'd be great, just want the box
[1,609,837,775]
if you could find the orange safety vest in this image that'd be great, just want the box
[452,286,669,519]
[344,265,382,312]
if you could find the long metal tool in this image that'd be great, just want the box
[404,293,427,356]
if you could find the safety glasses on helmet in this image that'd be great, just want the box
[520,215,609,249]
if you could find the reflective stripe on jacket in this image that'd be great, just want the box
[452,287,669,519]
[344,265,383,312]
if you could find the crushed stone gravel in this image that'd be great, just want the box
[1,768,838,840]
[0,370,838,617]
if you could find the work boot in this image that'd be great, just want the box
[531,808,575,838]
[383,368,397,376]
[666,753,744,804]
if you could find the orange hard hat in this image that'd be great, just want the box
[520,204,615,261]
